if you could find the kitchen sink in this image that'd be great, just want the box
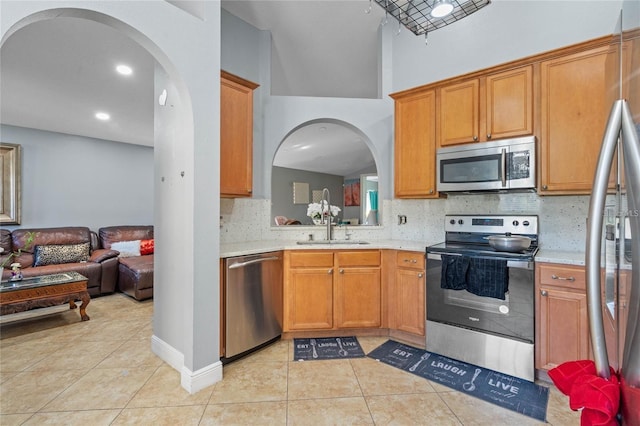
[296,240,369,245]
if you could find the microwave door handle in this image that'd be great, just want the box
[501,148,507,187]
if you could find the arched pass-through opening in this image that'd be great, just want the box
[271,118,380,226]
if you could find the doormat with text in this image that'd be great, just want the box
[294,337,365,361]
[367,340,549,422]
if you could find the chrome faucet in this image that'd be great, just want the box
[321,187,333,241]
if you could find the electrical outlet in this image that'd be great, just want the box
[398,215,407,225]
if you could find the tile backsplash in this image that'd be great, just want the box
[220,194,591,252]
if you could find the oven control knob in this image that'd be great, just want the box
[512,220,519,226]
[458,219,464,225]
[523,221,530,226]
[449,219,456,225]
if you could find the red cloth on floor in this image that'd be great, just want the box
[549,360,620,426]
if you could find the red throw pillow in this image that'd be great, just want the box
[140,239,154,255]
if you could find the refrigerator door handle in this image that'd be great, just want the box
[620,100,640,388]
[586,100,623,379]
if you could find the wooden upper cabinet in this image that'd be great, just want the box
[485,66,533,140]
[437,65,533,147]
[539,46,611,194]
[392,89,437,198]
[438,79,480,146]
[220,71,259,198]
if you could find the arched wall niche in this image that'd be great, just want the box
[271,117,381,226]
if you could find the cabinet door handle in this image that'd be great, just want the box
[487,133,492,139]
[551,274,575,282]
[473,135,478,141]
[328,268,333,274]
[542,184,548,190]
[501,148,507,187]
[339,269,344,274]
[418,273,424,278]
[412,259,417,263]
[540,290,548,296]
[429,189,434,194]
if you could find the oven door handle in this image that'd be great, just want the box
[426,251,533,270]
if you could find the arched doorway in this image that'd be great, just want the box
[1,4,222,393]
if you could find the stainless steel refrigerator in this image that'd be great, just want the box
[586,2,640,424]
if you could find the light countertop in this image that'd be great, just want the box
[535,249,585,266]
[220,239,434,258]
[221,242,631,270]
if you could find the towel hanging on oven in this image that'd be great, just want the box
[440,255,509,300]
[466,257,509,300]
[440,255,469,290]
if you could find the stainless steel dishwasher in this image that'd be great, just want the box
[223,251,283,362]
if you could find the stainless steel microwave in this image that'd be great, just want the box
[436,136,536,193]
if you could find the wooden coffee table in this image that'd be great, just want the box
[0,272,90,321]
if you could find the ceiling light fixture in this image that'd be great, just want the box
[371,0,491,36]
[95,112,110,121]
[116,64,133,76]
[430,0,454,18]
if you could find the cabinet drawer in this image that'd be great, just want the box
[289,251,334,268]
[336,250,380,267]
[538,263,586,290]
[396,251,425,270]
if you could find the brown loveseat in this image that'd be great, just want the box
[0,227,120,297]
[98,226,154,301]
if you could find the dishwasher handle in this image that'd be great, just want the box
[228,256,280,269]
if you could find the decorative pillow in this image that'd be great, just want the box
[110,240,141,258]
[140,239,154,256]
[33,242,91,267]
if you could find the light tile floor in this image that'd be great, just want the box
[0,293,581,425]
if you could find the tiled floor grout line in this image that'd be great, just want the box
[349,358,377,425]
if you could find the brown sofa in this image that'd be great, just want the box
[98,226,154,301]
[0,227,119,297]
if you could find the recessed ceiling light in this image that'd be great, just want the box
[116,64,133,76]
[95,112,110,121]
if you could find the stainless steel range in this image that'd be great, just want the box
[426,214,539,381]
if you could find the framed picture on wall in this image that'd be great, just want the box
[344,179,360,207]
[0,143,21,225]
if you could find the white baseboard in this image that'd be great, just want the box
[181,361,223,394]
[151,334,223,394]
[151,334,184,371]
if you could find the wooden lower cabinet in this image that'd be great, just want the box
[335,267,381,328]
[287,267,334,330]
[535,263,590,371]
[393,251,426,336]
[284,250,381,332]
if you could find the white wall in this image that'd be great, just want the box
[391,0,623,91]
[220,10,395,202]
[0,124,153,231]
